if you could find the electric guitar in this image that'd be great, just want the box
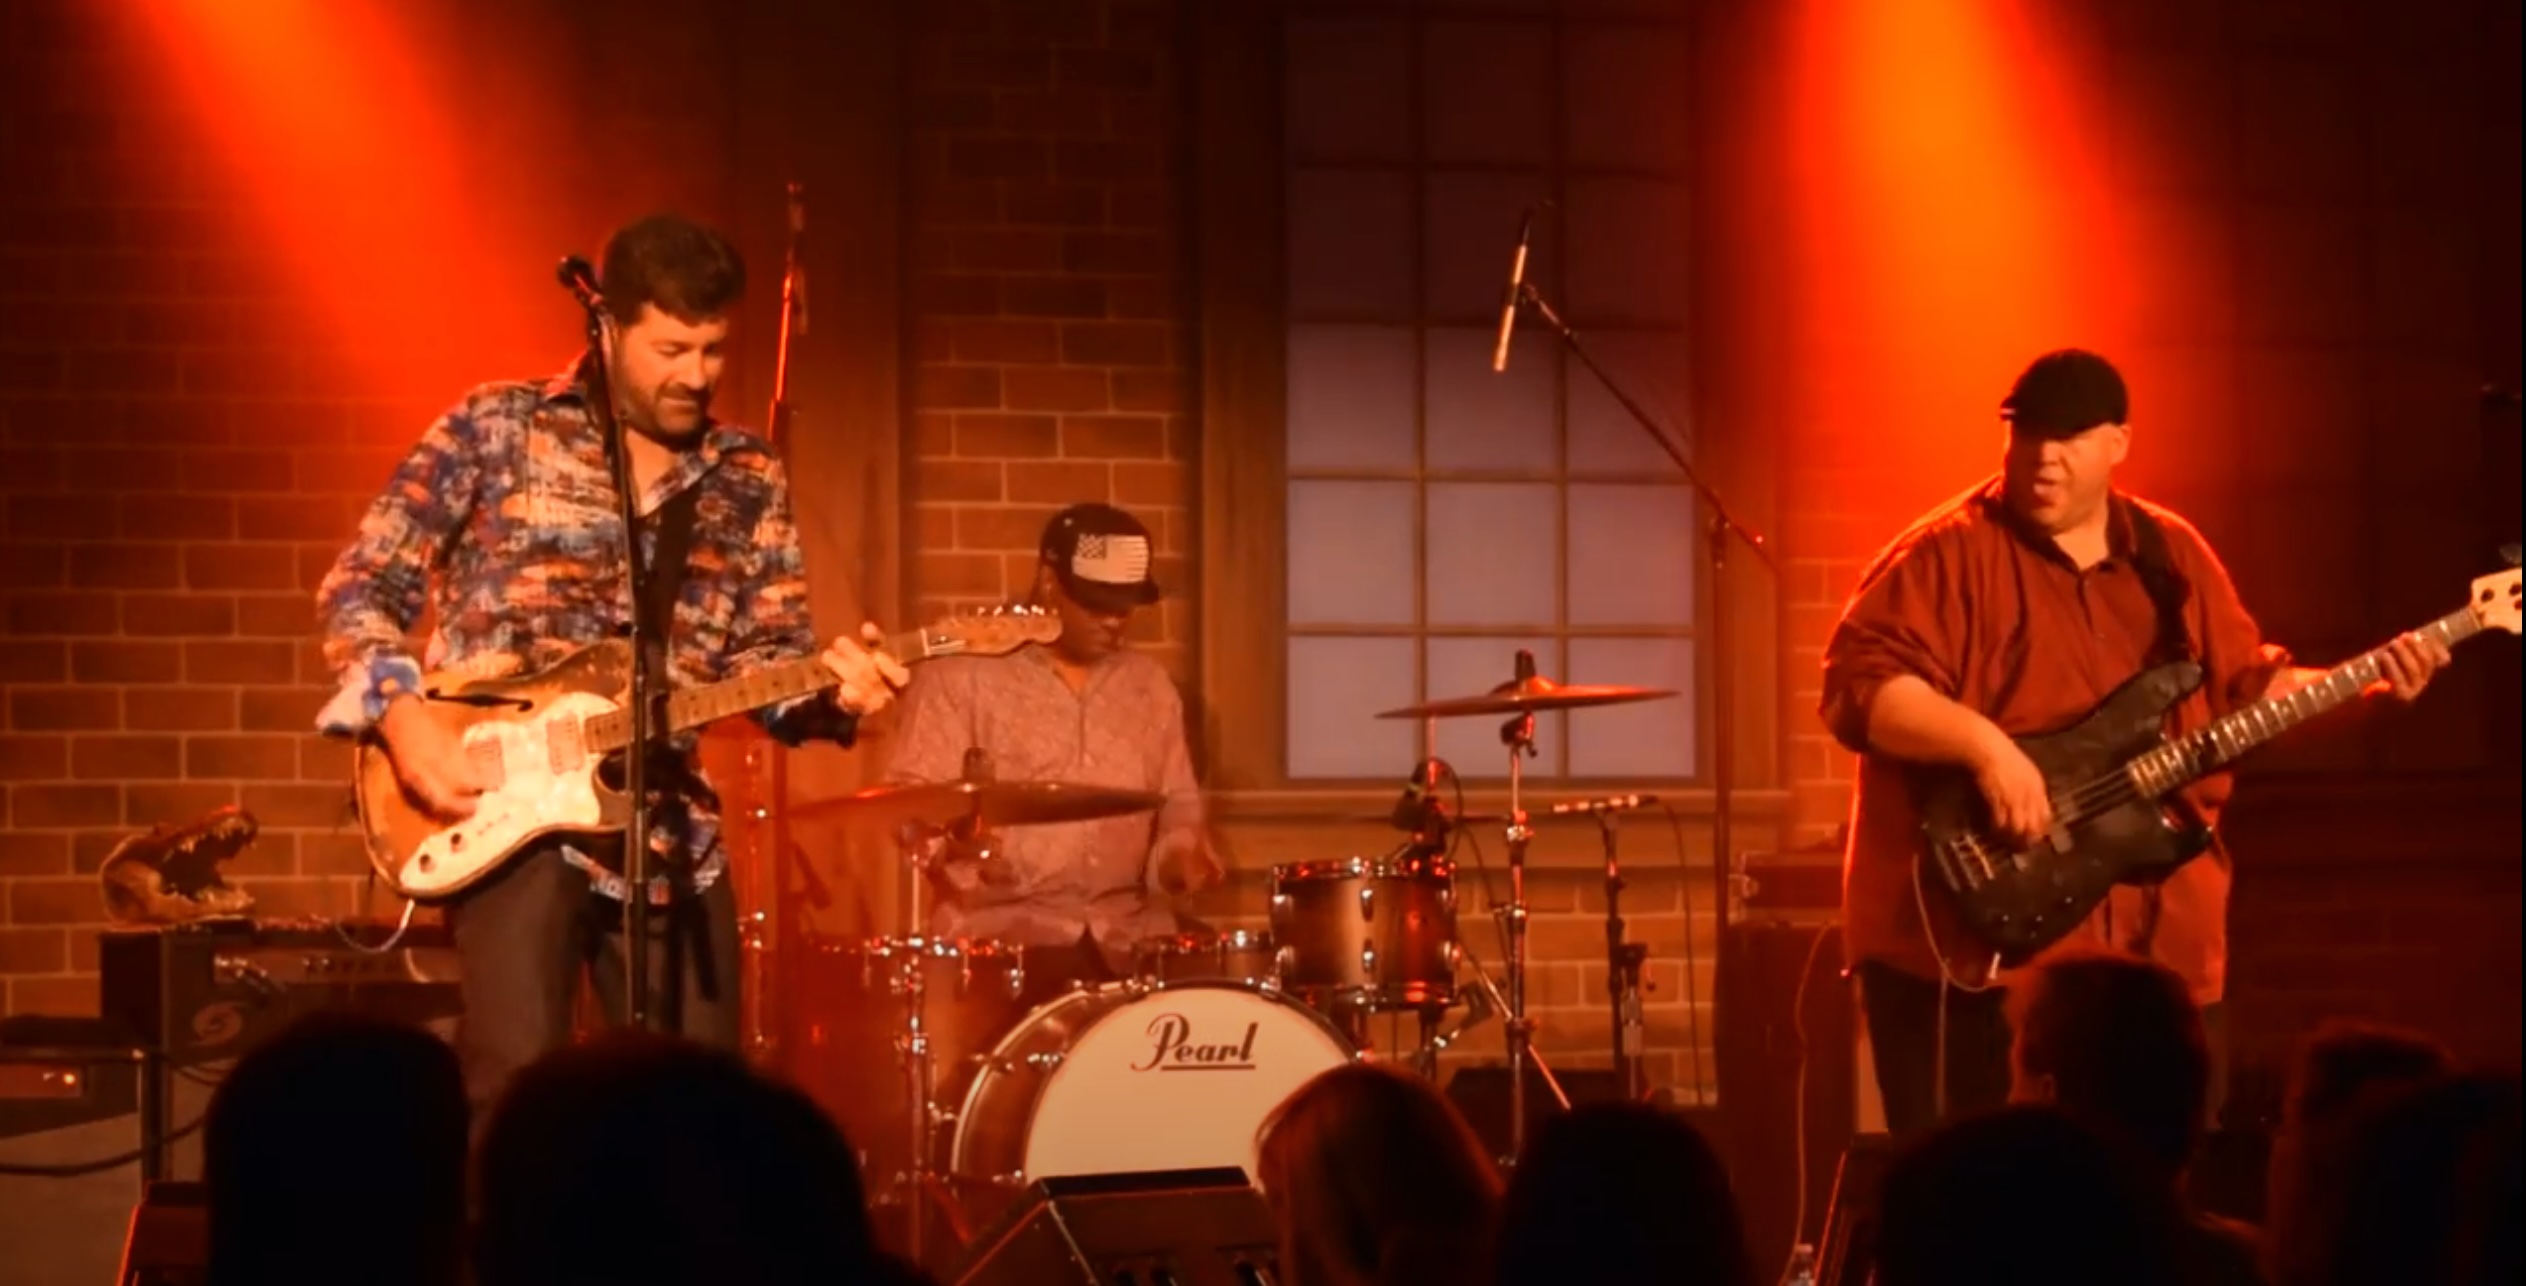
[353,607,1059,900]
[1917,566,2521,966]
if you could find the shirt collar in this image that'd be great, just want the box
[535,350,756,463]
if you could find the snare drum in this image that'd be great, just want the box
[787,936,1030,1192]
[1130,929,1280,988]
[1269,853,1460,1011]
[949,979,1356,1220]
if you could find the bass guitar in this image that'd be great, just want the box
[353,607,1058,900]
[1917,566,2520,965]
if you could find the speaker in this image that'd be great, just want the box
[947,1168,1278,1286]
[113,1179,207,1286]
[1441,1065,1630,1162]
[1715,920,1857,1278]
[0,1043,209,1286]
[1814,1132,1896,1286]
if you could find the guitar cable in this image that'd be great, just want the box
[1909,858,2001,1123]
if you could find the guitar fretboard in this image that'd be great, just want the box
[579,626,944,755]
[2125,605,2481,800]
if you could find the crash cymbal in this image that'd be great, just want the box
[788,779,1164,831]
[1375,673,1678,720]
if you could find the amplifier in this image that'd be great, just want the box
[98,918,461,1065]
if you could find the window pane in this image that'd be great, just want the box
[1286,17,1412,164]
[1426,481,1557,627]
[1566,637,1696,778]
[1564,177,1691,326]
[1289,325,1417,472]
[1563,25,1690,171]
[1567,329,1691,475]
[1289,480,1417,626]
[1288,637,1418,780]
[1424,170,1555,325]
[1427,635,1566,779]
[1422,18,1553,166]
[1289,169,1415,319]
[1568,483,1696,626]
[1425,327,1556,471]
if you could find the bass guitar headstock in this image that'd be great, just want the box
[2470,567,2523,637]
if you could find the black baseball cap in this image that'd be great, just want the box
[2001,349,2129,438]
[1039,503,1162,615]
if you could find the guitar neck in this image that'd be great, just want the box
[2128,605,2482,797]
[583,625,942,754]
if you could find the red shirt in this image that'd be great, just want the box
[1819,478,2291,1003]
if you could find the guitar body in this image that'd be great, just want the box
[1913,661,2215,965]
[355,640,640,902]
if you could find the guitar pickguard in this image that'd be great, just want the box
[391,690,618,898]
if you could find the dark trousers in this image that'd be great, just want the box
[1854,961,2231,1137]
[445,846,741,1114]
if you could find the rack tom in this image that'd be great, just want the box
[1268,853,1459,1012]
[1130,929,1280,988]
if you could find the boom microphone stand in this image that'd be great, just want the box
[1497,247,1777,1099]
[559,255,662,1031]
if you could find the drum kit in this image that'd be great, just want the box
[780,649,1677,1269]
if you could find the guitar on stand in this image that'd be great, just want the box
[1916,565,2522,969]
[351,609,1058,901]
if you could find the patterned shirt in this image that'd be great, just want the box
[314,356,858,904]
[881,644,1202,955]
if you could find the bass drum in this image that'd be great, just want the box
[948,980,1356,1207]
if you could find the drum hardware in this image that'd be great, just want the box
[791,746,1164,1268]
[1377,652,1675,1163]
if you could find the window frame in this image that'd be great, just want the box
[1195,0,1781,811]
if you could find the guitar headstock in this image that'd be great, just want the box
[2471,568,2523,636]
[916,605,1062,659]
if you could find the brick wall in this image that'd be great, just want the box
[901,0,1195,681]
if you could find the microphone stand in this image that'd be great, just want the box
[1510,280,1776,1102]
[560,260,661,1032]
[743,181,809,1063]
[1596,810,1648,1100]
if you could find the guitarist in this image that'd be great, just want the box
[881,503,1226,1004]
[1818,348,2450,1134]
[313,214,910,1112]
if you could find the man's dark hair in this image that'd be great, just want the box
[2006,946,2209,1181]
[598,214,746,325]
[1875,1105,2180,1286]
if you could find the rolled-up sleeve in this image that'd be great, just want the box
[1819,529,1970,755]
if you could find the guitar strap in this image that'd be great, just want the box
[2120,500,2196,669]
[635,479,706,662]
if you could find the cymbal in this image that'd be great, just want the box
[1375,673,1679,720]
[788,779,1164,830]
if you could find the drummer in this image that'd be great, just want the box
[880,502,1226,1003]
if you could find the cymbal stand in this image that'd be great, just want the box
[1459,934,1570,1124]
[1499,649,1541,1164]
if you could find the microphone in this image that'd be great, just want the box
[1491,206,1535,373]
[1548,793,1659,817]
[1388,758,1441,832]
[557,255,603,310]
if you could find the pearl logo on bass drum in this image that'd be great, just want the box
[1131,1014,1261,1072]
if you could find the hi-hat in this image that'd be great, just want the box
[788,779,1163,831]
[1375,672,1678,720]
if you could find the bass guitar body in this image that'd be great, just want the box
[354,640,644,902]
[1912,661,2213,965]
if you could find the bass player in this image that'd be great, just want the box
[314,213,910,1113]
[1819,348,2449,1134]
